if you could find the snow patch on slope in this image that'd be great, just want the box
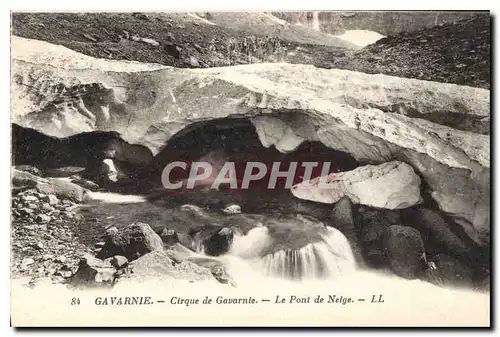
[336,30,385,48]
[11,35,167,71]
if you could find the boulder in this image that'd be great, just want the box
[44,166,86,177]
[401,207,476,262]
[97,222,164,261]
[202,227,234,256]
[165,243,197,263]
[188,256,236,286]
[110,255,129,269]
[401,150,490,245]
[223,204,242,214]
[382,225,427,279]
[12,169,88,202]
[291,161,422,209]
[189,56,200,67]
[122,251,214,282]
[14,165,43,176]
[12,169,47,187]
[22,195,38,202]
[330,197,364,265]
[35,214,51,223]
[70,254,117,287]
[357,221,388,268]
[166,244,236,286]
[42,194,59,205]
[35,178,88,202]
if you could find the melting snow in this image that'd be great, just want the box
[335,30,385,48]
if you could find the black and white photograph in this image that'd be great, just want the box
[9,10,491,327]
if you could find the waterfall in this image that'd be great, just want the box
[311,12,320,31]
[261,227,356,280]
[229,224,273,259]
[227,225,356,281]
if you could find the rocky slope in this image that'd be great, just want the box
[11,166,235,287]
[331,16,491,89]
[11,173,92,284]
[11,12,490,88]
[11,12,353,70]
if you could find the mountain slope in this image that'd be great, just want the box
[11,13,490,89]
[330,17,490,89]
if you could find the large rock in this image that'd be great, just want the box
[382,225,427,279]
[13,165,43,176]
[401,207,477,262]
[97,222,164,261]
[12,168,88,202]
[70,254,117,287]
[202,227,235,256]
[121,250,215,282]
[11,36,489,240]
[165,243,236,286]
[330,197,364,265]
[355,207,401,268]
[12,123,153,185]
[291,161,421,209]
[401,150,490,245]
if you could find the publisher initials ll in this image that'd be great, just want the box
[371,295,385,303]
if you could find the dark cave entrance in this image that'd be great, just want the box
[150,117,359,192]
[145,117,359,214]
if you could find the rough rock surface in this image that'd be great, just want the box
[12,168,89,202]
[70,253,117,287]
[329,16,490,90]
[11,12,356,71]
[97,222,164,261]
[11,187,92,284]
[354,207,401,268]
[201,227,235,256]
[291,161,421,209]
[166,243,236,286]
[11,36,490,243]
[401,207,474,260]
[382,225,427,279]
[330,197,364,265]
[424,254,474,288]
[120,250,215,282]
[12,13,489,88]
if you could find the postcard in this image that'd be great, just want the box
[10,10,491,327]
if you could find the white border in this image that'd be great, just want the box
[2,1,497,336]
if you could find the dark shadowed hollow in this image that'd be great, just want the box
[77,117,361,256]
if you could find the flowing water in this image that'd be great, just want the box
[70,191,490,327]
[226,225,356,280]
[81,191,357,282]
[79,192,488,297]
